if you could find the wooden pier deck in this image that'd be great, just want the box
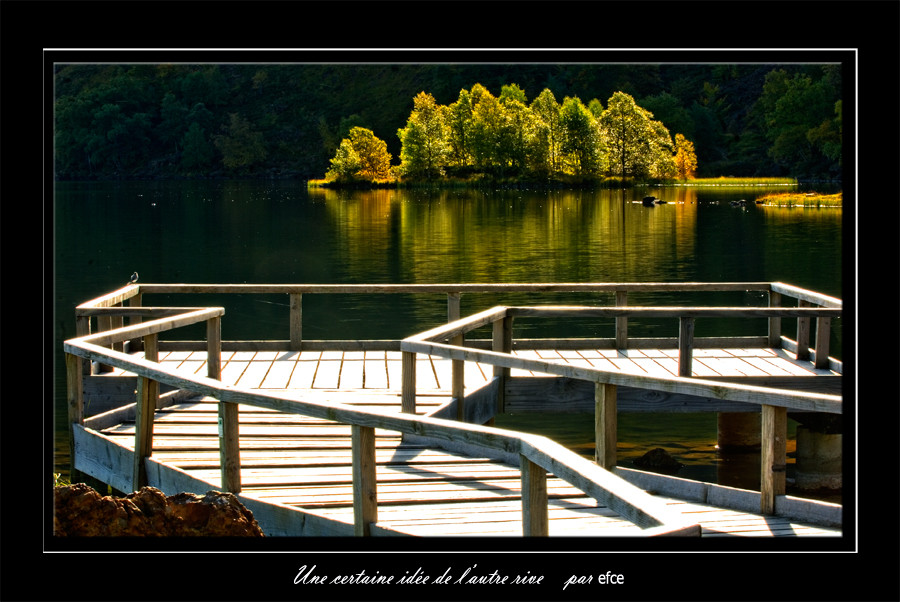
[83,347,841,537]
[65,281,843,539]
[89,345,840,405]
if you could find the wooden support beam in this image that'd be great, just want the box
[65,353,85,481]
[207,316,240,492]
[352,424,377,536]
[615,290,628,349]
[132,333,158,491]
[768,291,782,348]
[594,382,617,469]
[520,455,549,536]
[401,351,416,414]
[796,299,811,361]
[289,293,302,351]
[207,317,222,380]
[448,292,465,420]
[492,315,513,414]
[218,403,241,493]
[76,315,92,375]
[678,317,695,377]
[814,317,831,369]
[760,404,787,514]
[127,293,143,351]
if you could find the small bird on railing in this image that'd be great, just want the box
[128,272,139,285]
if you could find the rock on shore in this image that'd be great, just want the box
[53,484,264,537]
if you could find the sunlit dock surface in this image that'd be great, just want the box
[85,347,841,538]
[66,281,843,538]
[102,346,839,391]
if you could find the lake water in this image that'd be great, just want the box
[51,180,844,494]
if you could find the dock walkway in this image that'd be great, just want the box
[65,281,843,538]
[86,347,841,537]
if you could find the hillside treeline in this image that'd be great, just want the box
[53,63,842,181]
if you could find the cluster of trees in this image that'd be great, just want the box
[52,63,842,181]
[327,85,698,184]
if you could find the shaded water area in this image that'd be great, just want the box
[52,180,844,500]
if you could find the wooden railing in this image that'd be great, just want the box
[399,304,842,515]
[70,281,842,521]
[64,305,701,537]
[75,281,841,366]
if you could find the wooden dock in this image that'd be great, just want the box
[79,347,841,537]
[64,281,843,539]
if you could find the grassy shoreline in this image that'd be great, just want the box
[757,191,842,207]
[308,175,802,190]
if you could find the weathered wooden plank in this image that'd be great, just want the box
[260,356,298,388]
[363,351,389,389]
[288,356,319,388]
[312,357,341,388]
[235,359,273,388]
[340,356,365,389]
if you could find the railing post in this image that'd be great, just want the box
[76,315,92,375]
[760,404,787,514]
[492,314,513,415]
[520,455,549,536]
[768,290,782,348]
[127,293,143,352]
[95,313,114,373]
[132,333,159,491]
[448,292,465,421]
[615,290,628,349]
[401,351,417,414]
[111,303,125,354]
[352,424,377,536]
[594,382,617,469]
[678,317,695,377]
[209,316,241,493]
[289,293,302,351]
[814,316,831,370]
[65,352,85,482]
[796,299,811,361]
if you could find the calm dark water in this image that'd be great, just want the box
[51,180,844,490]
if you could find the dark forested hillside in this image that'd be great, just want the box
[52,62,844,181]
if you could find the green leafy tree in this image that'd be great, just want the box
[446,88,474,169]
[214,113,267,171]
[757,67,841,177]
[598,91,674,180]
[807,99,842,168]
[397,91,448,179]
[470,86,506,174]
[598,92,650,178]
[89,102,153,173]
[499,91,531,174]
[559,96,603,176]
[180,122,216,172]
[326,139,362,180]
[645,120,676,179]
[158,92,188,153]
[530,88,563,173]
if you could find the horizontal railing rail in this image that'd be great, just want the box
[64,312,700,537]
[399,304,842,514]
[70,281,843,521]
[76,282,841,367]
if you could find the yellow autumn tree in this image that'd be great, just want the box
[673,133,698,180]
[326,127,393,181]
